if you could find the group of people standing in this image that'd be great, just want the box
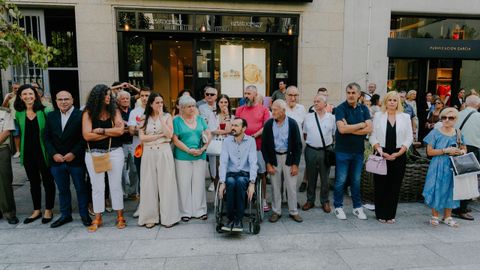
[1,79,479,232]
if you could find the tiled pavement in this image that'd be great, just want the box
[1,157,480,270]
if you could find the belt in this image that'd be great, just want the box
[275,151,287,155]
[306,144,330,151]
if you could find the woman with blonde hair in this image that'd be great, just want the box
[369,91,413,223]
[423,107,466,227]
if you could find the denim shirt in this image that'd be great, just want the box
[219,135,258,183]
[272,118,289,152]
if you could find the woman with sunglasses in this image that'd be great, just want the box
[422,107,466,228]
[425,98,444,131]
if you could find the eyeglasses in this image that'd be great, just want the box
[205,93,216,96]
[441,116,456,121]
[56,98,71,102]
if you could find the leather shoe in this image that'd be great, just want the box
[298,182,307,192]
[456,212,474,221]
[7,216,19,225]
[42,216,54,224]
[50,216,73,228]
[269,213,281,223]
[24,213,42,224]
[289,214,303,223]
[322,203,332,213]
[81,216,92,227]
[302,202,314,211]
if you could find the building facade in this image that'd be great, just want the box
[2,0,479,109]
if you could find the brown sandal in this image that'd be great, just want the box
[116,217,127,229]
[88,219,103,233]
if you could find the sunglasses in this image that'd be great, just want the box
[205,93,216,96]
[435,102,443,105]
[441,116,456,121]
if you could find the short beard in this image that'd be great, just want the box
[246,98,255,107]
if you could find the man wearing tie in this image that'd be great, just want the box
[45,91,91,228]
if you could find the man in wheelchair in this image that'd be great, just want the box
[218,118,258,232]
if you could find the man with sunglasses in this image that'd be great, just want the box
[198,87,219,192]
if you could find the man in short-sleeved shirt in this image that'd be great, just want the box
[333,83,372,221]
[0,107,18,224]
[236,85,271,212]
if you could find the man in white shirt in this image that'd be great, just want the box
[452,95,480,221]
[127,88,151,218]
[198,87,218,192]
[302,94,336,213]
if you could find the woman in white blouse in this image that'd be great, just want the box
[369,91,413,224]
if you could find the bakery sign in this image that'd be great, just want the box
[388,38,480,59]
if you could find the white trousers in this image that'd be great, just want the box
[270,154,299,215]
[85,148,124,213]
[138,144,181,226]
[175,159,207,218]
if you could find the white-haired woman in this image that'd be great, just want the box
[423,107,466,228]
[173,95,211,222]
[369,91,413,224]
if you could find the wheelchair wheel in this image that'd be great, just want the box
[255,181,264,222]
[214,186,224,232]
[253,223,261,234]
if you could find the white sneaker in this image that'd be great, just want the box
[353,207,367,220]
[334,208,347,220]
[208,182,215,192]
[12,152,20,158]
[133,208,139,218]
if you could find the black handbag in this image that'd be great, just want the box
[450,129,480,176]
[314,112,336,166]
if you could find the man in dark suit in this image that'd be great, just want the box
[45,91,91,228]
[261,99,303,223]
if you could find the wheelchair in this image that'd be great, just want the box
[214,177,263,234]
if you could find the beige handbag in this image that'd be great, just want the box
[87,138,112,173]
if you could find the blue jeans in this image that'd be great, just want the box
[225,171,250,223]
[333,152,364,209]
[51,163,89,218]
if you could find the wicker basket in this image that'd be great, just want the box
[361,157,430,203]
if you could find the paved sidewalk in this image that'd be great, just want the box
[2,157,480,270]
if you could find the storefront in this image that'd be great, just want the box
[387,14,480,138]
[116,9,299,108]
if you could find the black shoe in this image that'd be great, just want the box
[42,215,54,224]
[221,221,233,232]
[232,221,243,232]
[50,216,73,228]
[24,214,42,224]
[7,216,19,225]
[81,216,92,227]
[298,182,307,192]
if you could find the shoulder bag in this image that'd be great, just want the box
[449,129,480,176]
[87,137,112,173]
[314,112,336,166]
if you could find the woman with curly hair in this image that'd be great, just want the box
[14,84,55,224]
[82,84,125,232]
[138,93,180,228]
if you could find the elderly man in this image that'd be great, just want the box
[302,94,336,212]
[334,83,372,220]
[236,85,271,212]
[262,99,303,223]
[452,95,480,221]
[44,91,91,227]
[218,118,257,232]
[117,90,136,197]
[0,106,19,224]
[198,87,219,192]
[128,87,151,217]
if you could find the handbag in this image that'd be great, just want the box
[206,136,223,156]
[453,174,480,200]
[314,112,336,166]
[449,129,480,176]
[87,138,112,173]
[365,153,388,175]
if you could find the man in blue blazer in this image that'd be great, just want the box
[44,91,91,228]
